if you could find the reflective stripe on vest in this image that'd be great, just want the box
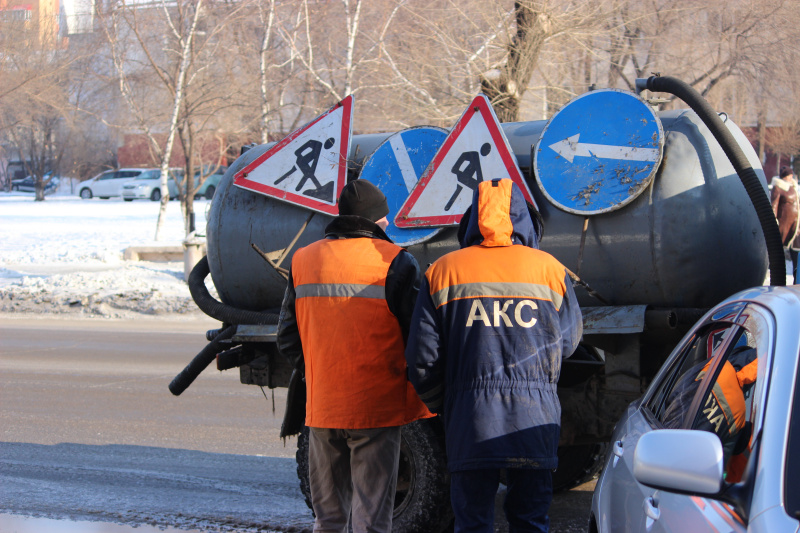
[296,283,386,300]
[431,281,564,310]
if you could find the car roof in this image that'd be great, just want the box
[721,285,800,310]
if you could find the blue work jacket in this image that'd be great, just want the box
[405,179,582,471]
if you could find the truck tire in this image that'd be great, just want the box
[552,442,608,492]
[296,419,453,533]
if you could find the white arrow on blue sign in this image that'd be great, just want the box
[534,89,663,215]
[358,126,448,246]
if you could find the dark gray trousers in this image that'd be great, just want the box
[308,426,401,533]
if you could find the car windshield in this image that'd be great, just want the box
[134,170,161,180]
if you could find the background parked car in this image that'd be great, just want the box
[79,169,148,199]
[11,173,60,195]
[193,166,227,200]
[590,285,800,533]
[121,169,182,201]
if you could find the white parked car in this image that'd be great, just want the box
[590,285,800,533]
[121,169,181,201]
[79,169,148,199]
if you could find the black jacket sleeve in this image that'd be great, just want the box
[385,249,422,343]
[276,269,304,373]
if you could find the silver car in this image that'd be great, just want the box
[120,169,180,201]
[590,285,800,533]
[79,168,147,199]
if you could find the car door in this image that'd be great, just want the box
[643,303,773,533]
[93,171,119,196]
[600,324,735,533]
[597,323,726,533]
[607,301,769,532]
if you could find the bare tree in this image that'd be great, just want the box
[0,13,81,200]
[7,0,800,205]
[433,0,601,122]
[275,0,424,131]
[257,0,278,144]
[100,0,245,239]
[223,0,309,147]
[351,0,610,125]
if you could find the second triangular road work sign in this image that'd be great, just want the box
[395,94,536,227]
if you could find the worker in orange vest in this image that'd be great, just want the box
[277,179,432,533]
[662,342,758,482]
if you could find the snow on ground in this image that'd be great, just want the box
[0,188,216,319]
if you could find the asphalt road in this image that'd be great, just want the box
[0,316,594,532]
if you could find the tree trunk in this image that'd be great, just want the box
[184,131,195,235]
[480,2,549,123]
[34,174,45,202]
[259,0,276,145]
[757,103,767,165]
[342,0,362,97]
[154,0,204,241]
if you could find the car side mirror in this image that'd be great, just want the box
[633,429,724,495]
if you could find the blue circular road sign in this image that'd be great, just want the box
[534,89,663,215]
[359,127,447,246]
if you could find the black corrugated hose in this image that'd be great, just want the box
[169,326,237,396]
[188,255,280,324]
[644,75,785,286]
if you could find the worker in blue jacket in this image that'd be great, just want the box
[405,178,583,532]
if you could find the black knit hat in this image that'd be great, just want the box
[780,165,794,178]
[337,180,389,222]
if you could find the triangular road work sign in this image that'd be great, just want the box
[233,95,353,215]
[395,94,536,227]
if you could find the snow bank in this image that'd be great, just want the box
[0,194,217,319]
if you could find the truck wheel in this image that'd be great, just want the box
[296,418,453,533]
[552,442,608,492]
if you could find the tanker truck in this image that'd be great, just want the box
[169,76,784,532]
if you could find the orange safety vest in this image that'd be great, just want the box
[292,237,432,429]
[726,358,759,483]
[697,360,746,437]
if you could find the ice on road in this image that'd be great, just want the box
[0,442,312,532]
